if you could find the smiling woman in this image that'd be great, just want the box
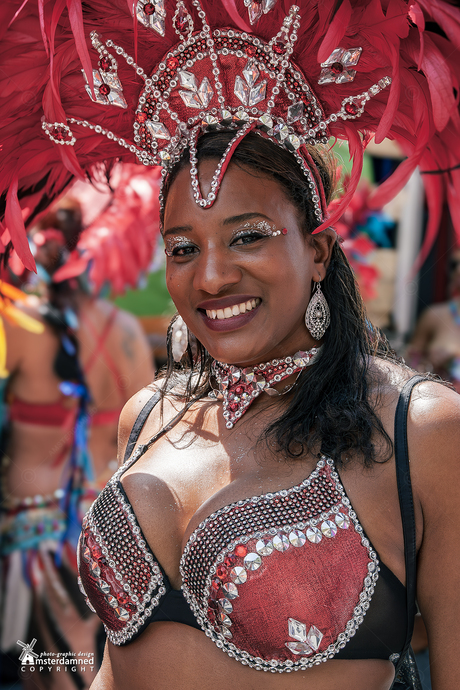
[5,1,458,689]
[78,128,460,690]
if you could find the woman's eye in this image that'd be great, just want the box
[166,244,197,258]
[232,232,265,246]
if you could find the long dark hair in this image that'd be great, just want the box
[158,130,401,467]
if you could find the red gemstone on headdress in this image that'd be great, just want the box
[224,555,236,567]
[51,126,67,141]
[345,102,358,115]
[331,62,343,74]
[235,545,247,557]
[273,40,287,55]
[99,84,110,96]
[144,3,155,15]
[245,45,257,57]
[99,57,111,71]
[229,403,238,411]
[136,112,148,123]
[167,56,179,70]
[117,592,129,605]
[211,578,221,591]
[235,386,243,395]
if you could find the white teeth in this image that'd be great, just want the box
[205,298,260,320]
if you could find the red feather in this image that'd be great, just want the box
[5,177,36,271]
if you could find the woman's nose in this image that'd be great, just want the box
[192,247,242,294]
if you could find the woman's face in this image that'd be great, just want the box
[164,159,333,366]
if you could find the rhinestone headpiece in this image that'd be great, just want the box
[43,0,391,225]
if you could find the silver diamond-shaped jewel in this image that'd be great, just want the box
[89,560,100,578]
[286,134,301,151]
[221,109,233,123]
[221,626,233,639]
[234,75,249,106]
[222,582,239,599]
[335,512,350,529]
[218,612,232,626]
[243,60,259,88]
[86,598,96,613]
[319,46,362,85]
[256,539,274,556]
[114,607,130,621]
[136,0,166,36]
[288,617,307,642]
[97,580,111,594]
[229,566,247,584]
[306,526,322,543]
[83,546,91,562]
[273,123,289,141]
[287,101,304,124]
[105,595,118,608]
[146,121,171,140]
[289,530,306,547]
[198,77,214,108]
[203,114,219,127]
[285,641,313,655]
[178,70,198,90]
[218,598,233,614]
[259,113,273,130]
[249,80,267,106]
[247,1,264,25]
[178,90,202,109]
[342,47,363,67]
[84,70,128,109]
[321,520,338,538]
[244,552,262,571]
[306,625,323,651]
[273,534,290,551]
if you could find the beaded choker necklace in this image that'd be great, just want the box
[211,347,321,429]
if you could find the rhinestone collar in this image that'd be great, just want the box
[211,347,321,428]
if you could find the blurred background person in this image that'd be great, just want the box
[407,249,460,393]
[0,174,157,689]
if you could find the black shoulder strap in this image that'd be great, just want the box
[394,374,425,662]
[122,389,162,464]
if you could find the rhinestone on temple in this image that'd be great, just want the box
[83,31,127,109]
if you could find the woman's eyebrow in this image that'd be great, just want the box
[222,212,273,226]
[163,224,193,237]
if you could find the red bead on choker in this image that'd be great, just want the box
[211,347,321,428]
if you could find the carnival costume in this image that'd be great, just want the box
[2,1,460,688]
[0,170,160,671]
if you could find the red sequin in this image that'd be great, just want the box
[331,62,343,74]
[345,102,358,115]
[144,3,155,15]
[235,545,247,557]
[245,45,257,57]
[216,565,228,579]
[99,84,110,96]
[273,40,287,55]
[167,56,179,69]
[136,112,148,123]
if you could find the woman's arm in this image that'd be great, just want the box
[409,382,460,689]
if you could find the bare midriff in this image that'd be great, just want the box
[4,419,118,500]
[97,622,396,690]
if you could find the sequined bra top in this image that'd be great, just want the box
[78,390,411,674]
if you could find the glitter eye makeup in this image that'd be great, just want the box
[164,235,194,257]
[235,221,287,238]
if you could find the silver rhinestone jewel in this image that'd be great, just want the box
[136,0,166,36]
[289,530,306,547]
[146,121,171,140]
[229,566,247,584]
[285,641,313,655]
[222,582,239,599]
[256,539,274,556]
[273,534,290,552]
[244,552,262,570]
[321,520,338,538]
[114,606,130,622]
[306,526,322,543]
[218,597,233,614]
[287,101,304,123]
[335,512,350,529]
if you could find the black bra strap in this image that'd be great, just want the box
[122,389,162,464]
[394,374,425,666]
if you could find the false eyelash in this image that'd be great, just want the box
[164,235,193,256]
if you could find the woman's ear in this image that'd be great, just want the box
[311,227,336,279]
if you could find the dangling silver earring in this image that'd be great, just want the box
[171,315,188,362]
[305,281,330,340]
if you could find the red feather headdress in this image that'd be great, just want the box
[1,0,460,270]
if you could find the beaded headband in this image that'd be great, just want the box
[42,1,391,227]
